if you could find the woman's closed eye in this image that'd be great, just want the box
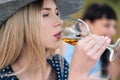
[43,14,49,17]
[43,13,59,17]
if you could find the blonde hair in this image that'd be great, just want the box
[0,0,55,80]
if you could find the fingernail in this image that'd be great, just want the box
[107,39,111,43]
[105,36,109,39]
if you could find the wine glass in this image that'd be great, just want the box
[62,17,120,62]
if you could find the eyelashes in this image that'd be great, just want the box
[43,14,49,17]
[43,12,59,17]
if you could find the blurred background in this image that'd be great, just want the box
[70,0,120,79]
[71,0,120,42]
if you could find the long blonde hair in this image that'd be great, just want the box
[0,0,55,80]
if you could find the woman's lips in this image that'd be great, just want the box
[54,31,62,40]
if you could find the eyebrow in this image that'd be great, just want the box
[42,8,58,10]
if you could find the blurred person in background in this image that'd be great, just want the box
[64,3,118,79]
[82,3,118,80]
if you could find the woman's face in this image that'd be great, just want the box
[87,18,117,39]
[42,0,63,49]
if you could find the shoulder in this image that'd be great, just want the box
[48,54,69,80]
[0,66,18,80]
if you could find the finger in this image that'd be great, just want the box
[93,38,111,59]
[86,36,108,57]
[80,34,98,47]
[81,34,93,43]
[85,35,105,55]
[76,35,93,48]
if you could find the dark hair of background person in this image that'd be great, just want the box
[82,3,117,78]
[82,3,117,22]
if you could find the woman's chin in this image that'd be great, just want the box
[48,42,62,49]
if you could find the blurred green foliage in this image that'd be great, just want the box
[71,0,120,43]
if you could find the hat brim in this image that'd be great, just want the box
[0,0,36,26]
[0,0,84,26]
[56,0,85,19]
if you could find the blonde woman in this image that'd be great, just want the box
[0,0,110,80]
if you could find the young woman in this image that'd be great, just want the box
[0,0,110,80]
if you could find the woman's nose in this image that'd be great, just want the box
[54,16,63,27]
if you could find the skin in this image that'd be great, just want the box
[12,0,62,80]
[43,0,63,49]
[69,35,111,80]
[11,0,111,80]
[84,18,117,79]
[85,17,117,39]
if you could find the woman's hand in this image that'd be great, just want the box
[68,34,111,80]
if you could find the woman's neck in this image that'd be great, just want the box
[11,51,51,80]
